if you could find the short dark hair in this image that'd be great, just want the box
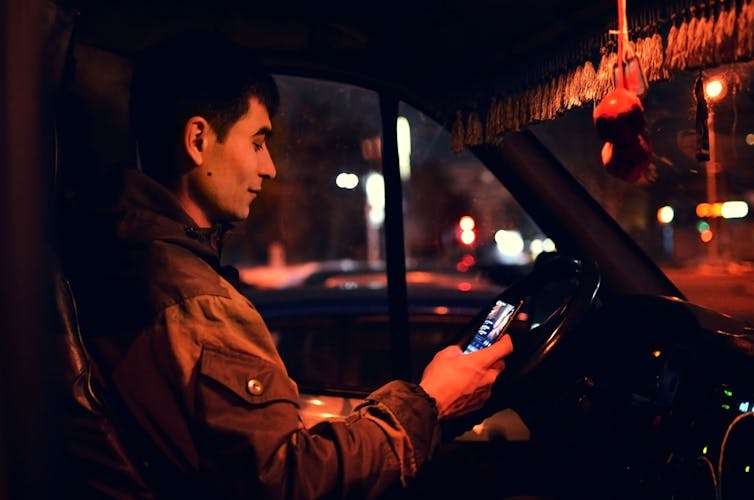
[129,32,279,183]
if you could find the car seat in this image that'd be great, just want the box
[48,252,154,498]
[42,2,153,496]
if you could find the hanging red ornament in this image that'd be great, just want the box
[593,86,645,142]
[593,0,652,183]
[600,132,652,183]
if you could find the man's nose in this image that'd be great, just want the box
[260,147,276,180]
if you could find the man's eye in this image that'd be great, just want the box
[253,143,264,152]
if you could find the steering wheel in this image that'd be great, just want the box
[459,253,601,382]
[442,253,600,440]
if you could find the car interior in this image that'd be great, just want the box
[2,0,754,498]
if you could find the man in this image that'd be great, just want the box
[63,33,514,498]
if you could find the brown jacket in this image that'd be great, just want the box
[65,169,440,499]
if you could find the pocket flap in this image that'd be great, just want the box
[199,346,298,407]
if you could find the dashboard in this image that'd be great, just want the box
[530,293,754,497]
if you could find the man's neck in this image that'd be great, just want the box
[167,179,212,228]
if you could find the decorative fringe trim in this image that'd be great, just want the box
[451,0,754,149]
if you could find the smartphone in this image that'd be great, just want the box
[463,298,522,354]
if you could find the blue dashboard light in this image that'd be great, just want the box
[738,401,751,413]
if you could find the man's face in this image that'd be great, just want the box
[187,97,275,225]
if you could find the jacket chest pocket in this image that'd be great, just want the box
[198,345,300,408]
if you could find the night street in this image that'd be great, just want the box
[663,264,754,324]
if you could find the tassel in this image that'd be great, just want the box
[503,95,515,131]
[494,98,505,133]
[538,82,549,123]
[484,98,496,143]
[484,97,505,144]
[465,110,483,146]
[567,66,582,110]
[716,5,736,64]
[528,87,538,124]
[654,33,671,81]
[664,19,678,72]
[640,35,656,81]
[555,73,566,116]
[697,10,712,69]
[742,0,754,59]
[581,61,598,103]
[673,16,689,70]
[518,90,530,128]
[736,0,753,61]
[531,83,544,123]
[545,78,557,120]
[596,50,616,102]
[685,10,700,69]
[634,37,652,79]
[513,93,523,131]
[450,111,465,154]
[523,88,533,126]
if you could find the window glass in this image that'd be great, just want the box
[398,102,548,286]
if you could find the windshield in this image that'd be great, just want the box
[531,61,754,323]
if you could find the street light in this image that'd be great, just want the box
[657,205,674,260]
[702,76,725,263]
[364,171,385,264]
[704,79,725,100]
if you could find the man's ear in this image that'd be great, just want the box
[184,116,211,166]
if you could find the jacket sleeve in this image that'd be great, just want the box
[164,293,441,499]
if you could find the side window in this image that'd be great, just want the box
[398,102,551,379]
[399,102,549,277]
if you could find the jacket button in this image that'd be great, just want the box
[246,378,264,396]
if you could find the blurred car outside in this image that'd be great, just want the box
[237,258,513,292]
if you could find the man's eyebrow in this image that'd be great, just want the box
[253,126,273,138]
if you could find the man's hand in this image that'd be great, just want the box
[419,335,513,421]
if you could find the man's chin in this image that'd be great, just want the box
[229,213,248,223]
[234,208,251,222]
[214,210,248,225]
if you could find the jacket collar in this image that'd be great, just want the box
[118,168,235,263]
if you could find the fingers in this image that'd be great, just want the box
[489,359,506,372]
[442,344,463,356]
[433,344,462,361]
[482,359,506,383]
[471,334,514,366]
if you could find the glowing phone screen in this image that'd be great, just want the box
[463,299,520,354]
